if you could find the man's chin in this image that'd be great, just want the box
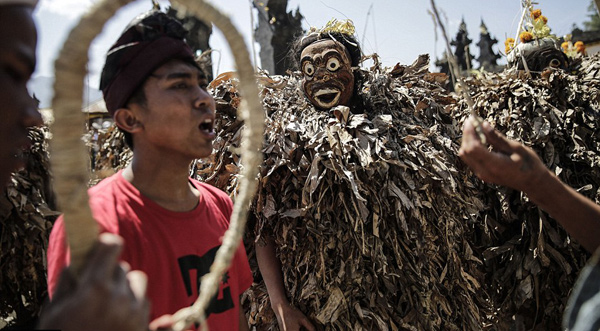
[195,146,214,160]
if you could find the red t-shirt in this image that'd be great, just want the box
[47,171,253,331]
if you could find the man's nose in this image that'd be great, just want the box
[193,87,215,113]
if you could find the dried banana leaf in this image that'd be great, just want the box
[0,127,58,328]
[199,55,492,330]
[452,54,600,330]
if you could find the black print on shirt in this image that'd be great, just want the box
[178,245,234,317]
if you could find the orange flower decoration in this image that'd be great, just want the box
[519,31,534,43]
[561,41,569,50]
[536,15,548,24]
[505,38,515,53]
[575,41,586,53]
[530,9,542,19]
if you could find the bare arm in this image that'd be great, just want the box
[459,117,600,253]
[255,236,315,331]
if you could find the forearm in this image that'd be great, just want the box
[255,236,288,306]
[526,169,600,253]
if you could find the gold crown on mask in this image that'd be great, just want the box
[306,18,356,38]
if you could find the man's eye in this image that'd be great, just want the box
[302,62,315,76]
[173,82,189,89]
[327,58,341,72]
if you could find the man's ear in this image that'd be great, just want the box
[113,108,143,134]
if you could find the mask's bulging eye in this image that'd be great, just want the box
[549,58,561,68]
[303,62,315,76]
[327,58,341,72]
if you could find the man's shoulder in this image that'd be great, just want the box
[84,174,125,231]
[88,173,124,206]
[191,179,232,211]
[89,173,120,196]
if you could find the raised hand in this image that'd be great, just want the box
[39,233,149,331]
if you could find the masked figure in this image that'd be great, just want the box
[198,19,493,330]
[300,39,354,110]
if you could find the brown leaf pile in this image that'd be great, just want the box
[0,127,58,327]
[197,55,495,330]
[89,124,132,182]
[449,54,600,330]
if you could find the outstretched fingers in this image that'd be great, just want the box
[482,121,520,156]
[149,314,175,331]
[460,117,514,185]
[127,270,148,302]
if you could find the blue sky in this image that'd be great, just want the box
[32,0,593,93]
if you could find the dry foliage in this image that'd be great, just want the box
[451,54,600,330]
[0,127,58,327]
[92,53,600,330]
[89,124,132,183]
[197,55,494,330]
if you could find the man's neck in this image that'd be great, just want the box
[122,155,199,212]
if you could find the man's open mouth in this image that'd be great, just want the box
[314,88,341,108]
[199,118,215,135]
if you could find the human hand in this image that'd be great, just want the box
[149,314,174,331]
[38,233,149,331]
[272,300,315,331]
[458,116,550,195]
[148,297,250,331]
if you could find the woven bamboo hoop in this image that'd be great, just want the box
[51,0,263,327]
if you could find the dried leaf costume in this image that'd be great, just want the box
[0,127,59,327]
[197,31,494,328]
[450,52,600,330]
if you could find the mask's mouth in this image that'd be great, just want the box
[313,88,341,109]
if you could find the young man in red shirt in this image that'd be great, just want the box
[47,10,252,331]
